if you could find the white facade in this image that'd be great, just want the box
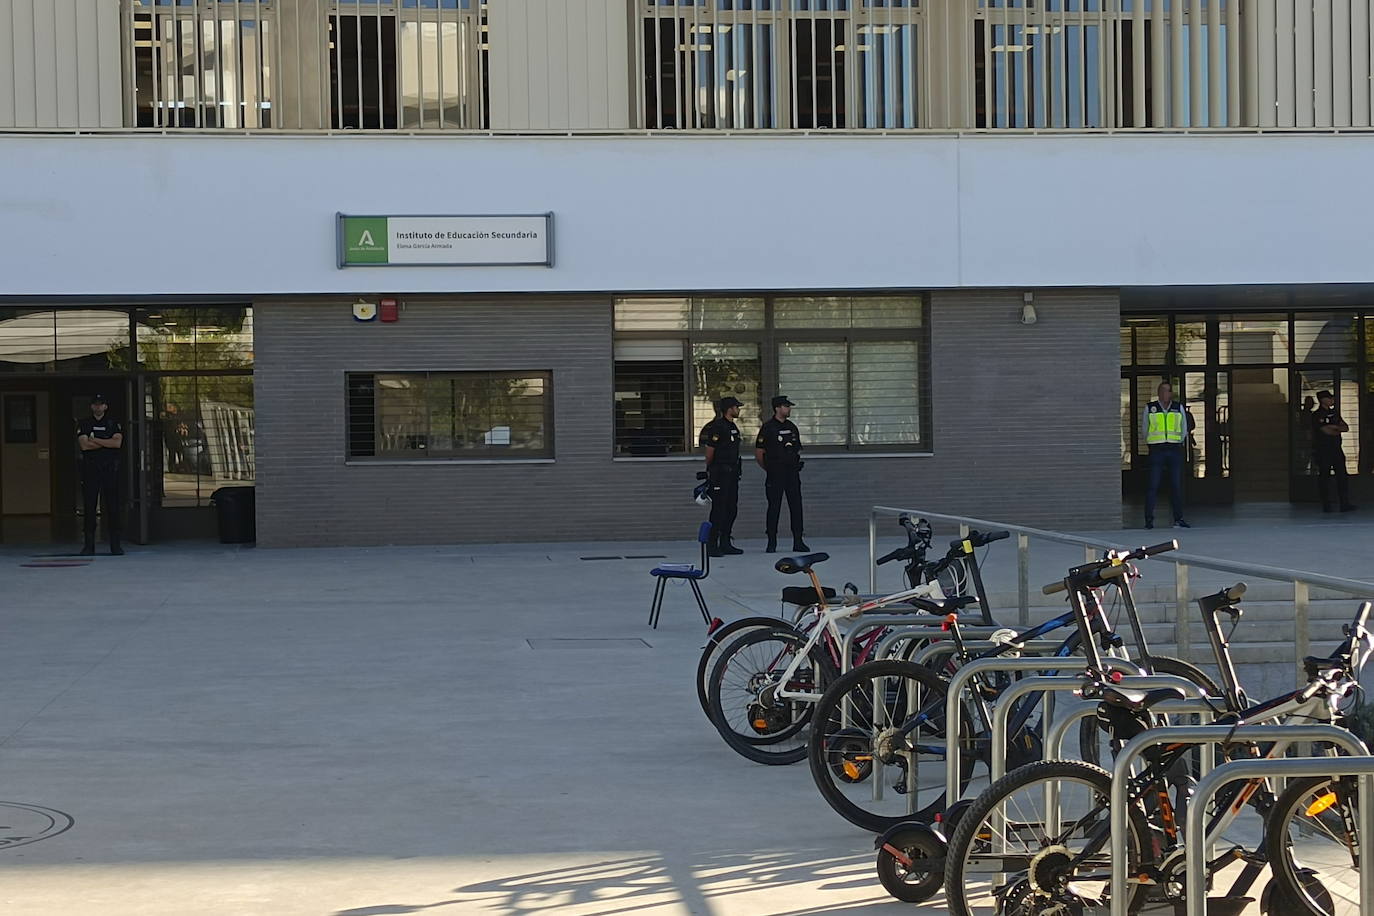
[0,133,1371,297]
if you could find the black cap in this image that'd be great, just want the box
[1317,390,1334,400]
[772,396,795,408]
[716,396,743,411]
[90,393,108,404]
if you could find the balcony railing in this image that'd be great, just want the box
[0,0,1372,133]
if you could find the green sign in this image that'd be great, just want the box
[340,217,390,265]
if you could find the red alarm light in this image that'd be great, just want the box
[380,298,399,322]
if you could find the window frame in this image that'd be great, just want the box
[345,369,555,463]
[612,293,931,457]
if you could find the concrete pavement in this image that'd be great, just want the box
[0,505,1370,914]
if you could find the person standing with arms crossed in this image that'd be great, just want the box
[756,395,809,554]
[77,393,124,556]
[1142,381,1194,530]
[1312,389,1357,514]
[700,396,744,556]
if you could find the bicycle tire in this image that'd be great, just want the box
[1265,774,1358,915]
[696,615,790,717]
[942,759,1150,916]
[706,625,836,765]
[807,659,972,832]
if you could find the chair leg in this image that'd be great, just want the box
[649,578,666,629]
[689,580,711,625]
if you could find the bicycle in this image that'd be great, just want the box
[704,543,985,767]
[940,570,1374,916]
[693,514,936,719]
[809,541,1216,837]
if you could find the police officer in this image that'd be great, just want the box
[1312,389,1357,513]
[700,396,744,556]
[1141,381,1194,530]
[756,395,809,554]
[77,394,124,556]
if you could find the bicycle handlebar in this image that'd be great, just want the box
[1042,560,1129,595]
[949,529,1010,552]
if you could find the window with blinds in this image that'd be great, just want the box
[613,294,928,454]
[346,371,551,459]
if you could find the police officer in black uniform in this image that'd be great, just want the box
[756,395,809,554]
[700,396,744,556]
[1312,389,1357,514]
[77,394,124,556]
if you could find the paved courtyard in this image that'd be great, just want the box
[0,504,1370,915]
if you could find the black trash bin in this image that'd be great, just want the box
[211,486,256,544]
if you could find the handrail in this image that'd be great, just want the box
[870,505,1374,682]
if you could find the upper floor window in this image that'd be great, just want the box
[128,1,275,128]
[328,0,490,129]
[640,0,921,129]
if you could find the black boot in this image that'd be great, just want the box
[109,535,124,556]
[79,542,95,557]
[765,536,777,554]
[719,536,743,555]
[792,538,810,552]
[708,534,727,558]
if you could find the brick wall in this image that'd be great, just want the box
[254,291,1121,547]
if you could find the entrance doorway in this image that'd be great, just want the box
[1121,310,1368,509]
[0,379,135,546]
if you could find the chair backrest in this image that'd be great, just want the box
[697,521,713,577]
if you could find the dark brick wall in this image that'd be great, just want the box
[254,290,1120,546]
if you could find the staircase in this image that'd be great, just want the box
[1229,369,1291,500]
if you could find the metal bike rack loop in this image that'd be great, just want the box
[944,656,1144,808]
[1109,724,1369,916]
[891,635,1068,668]
[839,619,1006,675]
[1045,696,1220,763]
[989,675,1212,784]
[1185,755,1374,916]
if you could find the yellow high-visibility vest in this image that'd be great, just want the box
[1146,402,1186,445]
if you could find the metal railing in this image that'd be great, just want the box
[8,1,1374,133]
[869,505,1374,683]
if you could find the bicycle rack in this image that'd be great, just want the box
[989,674,1213,784]
[838,619,1008,675]
[1108,723,1370,916]
[944,656,1144,808]
[1044,696,1220,765]
[1185,755,1374,916]
[892,636,1068,669]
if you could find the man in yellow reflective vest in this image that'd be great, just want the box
[1141,381,1195,530]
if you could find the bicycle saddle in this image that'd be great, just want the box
[1099,684,1188,713]
[774,553,830,575]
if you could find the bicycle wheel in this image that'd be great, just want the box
[695,615,788,717]
[876,825,945,903]
[1077,655,1223,768]
[1265,775,1359,915]
[943,759,1150,916]
[706,626,835,766]
[807,659,972,832]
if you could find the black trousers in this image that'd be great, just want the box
[709,474,739,542]
[1315,447,1351,510]
[82,461,121,543]
[1145,444,1185,524]
[765,468,804,540]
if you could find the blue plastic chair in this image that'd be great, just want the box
[648,521,713,629]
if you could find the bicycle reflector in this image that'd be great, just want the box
[1305,791,1339,816]
[1110,671,1125,683]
